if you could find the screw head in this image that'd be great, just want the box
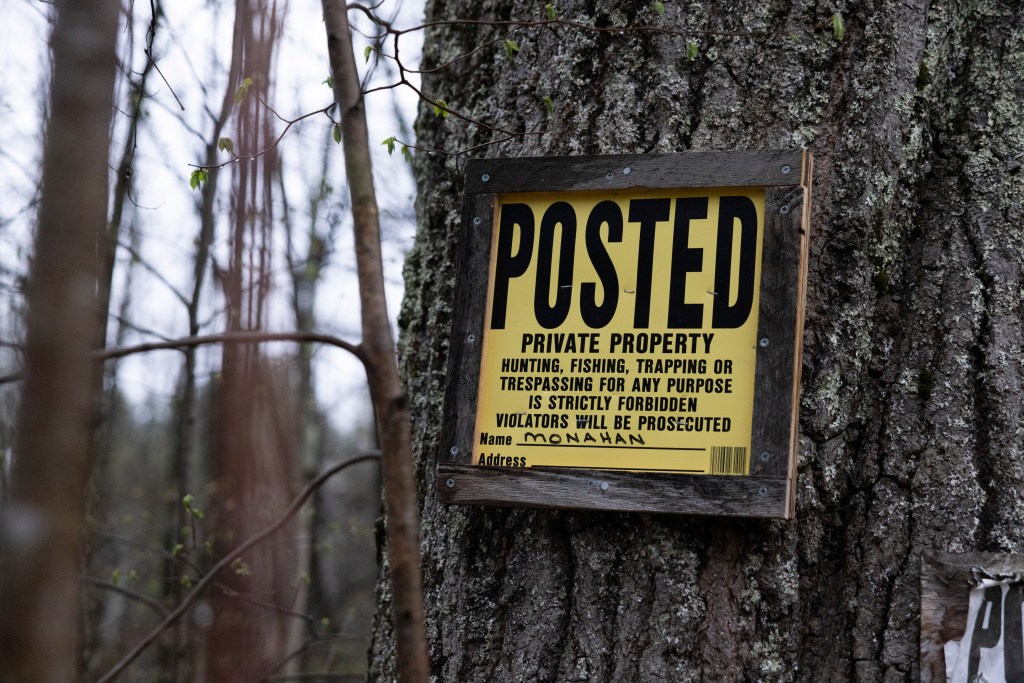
[758,486,768,497]
[600,482,609,491]
[760,451,770,462]
[605,171,614,179]
[467,334,476,343]
[779,205,790,215]
[623,167,632,175]
[781,165,791,174]
[473,216,482,225]
[450,446,459,456]
[759,338,769,347]
[446,478,455,488]
[481,173,490,182]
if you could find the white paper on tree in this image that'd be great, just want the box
[945,570,1024,683]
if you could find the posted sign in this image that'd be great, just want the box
[476,189,763,475]
[438,151,811,518]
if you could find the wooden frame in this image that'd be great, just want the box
[436,149,812,518]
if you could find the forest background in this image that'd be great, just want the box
[1,0,424,679]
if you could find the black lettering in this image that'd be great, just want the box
[581,200,621,328]
[491,203,534,329]
[534,201,576,329]
[968,585,1003,683]
[1006,583,1024,680]
[628,198,670,328]
[667,197,706,328]
[712,195,758,328]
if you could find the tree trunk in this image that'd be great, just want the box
[0,0,120,680]
[375,1,1024,680]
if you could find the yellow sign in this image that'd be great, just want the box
[473,188,765,475]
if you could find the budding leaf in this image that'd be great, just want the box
[322,75,334,89]
[545,3,556,20]
[333,123,342,144]
[217,137,233,153]
[111,569,121,586]
[381,136,397,155]
[686,41,699,61]
[188,169,209,191]
[401,145,413,163]
[504,39,520,59]
[654,1,665,16]
[433,99,449,118]
[543,95,554,113]
[364,45,373,63]
[832,13,844,41]
[233,76,253,105]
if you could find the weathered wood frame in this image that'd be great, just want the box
[436,149,812,519]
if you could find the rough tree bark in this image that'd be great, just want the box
[0,0,120,680]
[375,1,1024,681]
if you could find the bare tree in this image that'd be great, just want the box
[0,0,121,679]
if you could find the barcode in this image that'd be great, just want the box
[709,446,748,475]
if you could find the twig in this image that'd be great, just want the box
[96,453,381,683]
[82,576,170,617]
[97,330,364,363]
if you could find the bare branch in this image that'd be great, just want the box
[82,576,170,617]
[97,330,364,363]
[96,453,381,683]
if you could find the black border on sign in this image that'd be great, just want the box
[436,149,812,519]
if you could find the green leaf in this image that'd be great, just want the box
[182,494,194,508]
[654,1,665,16]
[181,576,192,588]
[543,95,554,113]
[545,3,556,20]
[504,39,520,59]
[433,99,449,118]
[685,41,699,61]
[364,45,373,63]
[217,137,233,153]
[128,570,139,583]
[332,123,341,144]
[233,76,253,105]
[188,169,209,191]
[322,75,334,89]
[381,136,397,155]
[832,13,844,41]
[172,543,184,557]
[401,145,413,163]
[111,569,121,586]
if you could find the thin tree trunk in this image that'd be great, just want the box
[0,0,120,679]
[321,2,430,681]
[377,1,1024,681]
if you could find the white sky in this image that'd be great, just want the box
[0,0,425,433]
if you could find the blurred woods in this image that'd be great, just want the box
[0,0,420,679]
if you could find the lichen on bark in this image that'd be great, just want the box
[376,1,1024,680]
